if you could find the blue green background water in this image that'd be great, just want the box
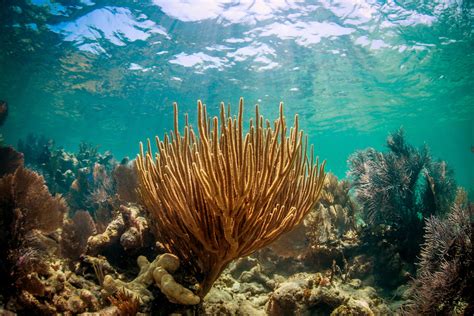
[0,0,472,189]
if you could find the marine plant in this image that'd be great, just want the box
[406,191,473,315]
[136,98,326,297]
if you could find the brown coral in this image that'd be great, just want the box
[113,162,139,203]
[0,146,24,177]
[61,210,97,260]
[108,288,140,316]
[1,166,67,237]
[0,166,73,313]
[136,98,326,297]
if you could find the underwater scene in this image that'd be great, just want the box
[0,0,473,315]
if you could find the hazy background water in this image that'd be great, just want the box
[0,0,472,189]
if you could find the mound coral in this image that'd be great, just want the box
[306,173,358,247]
[136,98,326,297]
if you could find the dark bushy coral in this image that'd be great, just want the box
[406,192,473,315]
[348,128,457,286]
[348,129,429,226]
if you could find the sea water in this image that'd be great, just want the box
[0,0,472,190]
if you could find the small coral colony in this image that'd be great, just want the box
[0,98,472,315]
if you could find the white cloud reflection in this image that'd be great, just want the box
[49,7,168,54]
[153,0,307,24]
[252,21,355,46]
[169,52,229,71]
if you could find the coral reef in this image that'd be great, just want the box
[257,172,359,276]
[304,173,359,266]
[2,111,468,315]
[136,98,326,297]
[202,256,390,315]
[306,173,357,245]
[266,273,388,315]
[405,191,473,315]
[18,135,117,202]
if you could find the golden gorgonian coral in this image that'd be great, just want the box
[136,98,325,297]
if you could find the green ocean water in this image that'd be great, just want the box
[0,0,472,189]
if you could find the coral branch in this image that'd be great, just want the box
[136,98,326,297]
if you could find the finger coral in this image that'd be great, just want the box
[136,98,326,297]
[103,253,200,306]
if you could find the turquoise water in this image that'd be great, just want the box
[0,0,472,189]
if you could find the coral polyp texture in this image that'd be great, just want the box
[136,98,326,297]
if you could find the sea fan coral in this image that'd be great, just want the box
[0,165,68,310]
[61,210,97,260]
[136,98,326,297]
[2,166,67,235]
[113,160,139,203]
[406,193,473,315]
